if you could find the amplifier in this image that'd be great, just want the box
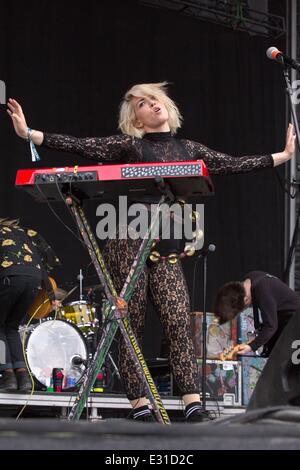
[197,359,242,406]
[240,356,268,406]
[190,312,237,359]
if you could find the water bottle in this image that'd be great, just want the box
[47,376,54,392]
[52,368,64,392]
[66,375,76,390]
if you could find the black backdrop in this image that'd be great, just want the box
[0,0,287,354]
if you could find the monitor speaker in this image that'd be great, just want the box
[247,313,300,410]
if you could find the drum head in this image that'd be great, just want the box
[26,319,88,390]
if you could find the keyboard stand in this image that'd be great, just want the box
[66,180,175,424]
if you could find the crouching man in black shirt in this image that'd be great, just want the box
[214,271,300,357]
[0,218,60,391]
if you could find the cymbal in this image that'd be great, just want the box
[83,284,104,292]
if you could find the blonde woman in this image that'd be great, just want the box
[0,218,60,391]
[7,83,295,421]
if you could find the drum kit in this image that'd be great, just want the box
[20,271,105,391]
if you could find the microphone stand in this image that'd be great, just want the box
[282,67,300,154]
[193,244,215,411]
[201,250,209,411]
[281,65,300,280]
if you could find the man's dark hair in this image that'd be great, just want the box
[214,281,245,324]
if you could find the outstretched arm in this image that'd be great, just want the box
[184,124,296,174]
[7,98,140,162]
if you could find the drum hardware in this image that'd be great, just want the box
[107,352,121,381]
[77,269,84,301]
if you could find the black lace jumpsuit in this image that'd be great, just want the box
[42,131,273,400]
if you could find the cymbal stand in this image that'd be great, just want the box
[78,269,84,301]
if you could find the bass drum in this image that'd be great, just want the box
[25,319,88,390]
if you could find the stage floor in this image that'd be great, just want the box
[0,391,245,420]
[0,406,300,450]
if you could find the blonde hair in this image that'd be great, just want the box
[0,218,20,227]
[118,82,182,138]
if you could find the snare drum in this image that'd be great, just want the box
[59,301,95,327]
[24,319,88,390]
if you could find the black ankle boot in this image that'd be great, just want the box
[185,402,213,423]
[16,370,32,391]
[0,371,18,391]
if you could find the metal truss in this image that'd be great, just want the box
[139,0,286,38]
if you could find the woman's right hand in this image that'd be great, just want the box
[7,98,28,139]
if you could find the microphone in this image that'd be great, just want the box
[199,244,216,256]
[71,355,86,366]
[266,47,300,72]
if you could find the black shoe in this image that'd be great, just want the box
[16,370,32,391]
[0,371,18,392]
[133,413,155,422]
[185,401,214,423]
[130,405,156,422]
[186,408,213,423]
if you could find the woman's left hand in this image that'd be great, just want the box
[284,123,296,160]
[272,123,296,166]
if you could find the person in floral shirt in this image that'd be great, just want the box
[0,218,60,391]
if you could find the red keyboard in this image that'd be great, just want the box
[15,161,214,201]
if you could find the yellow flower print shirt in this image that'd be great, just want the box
[0,224,59,278]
